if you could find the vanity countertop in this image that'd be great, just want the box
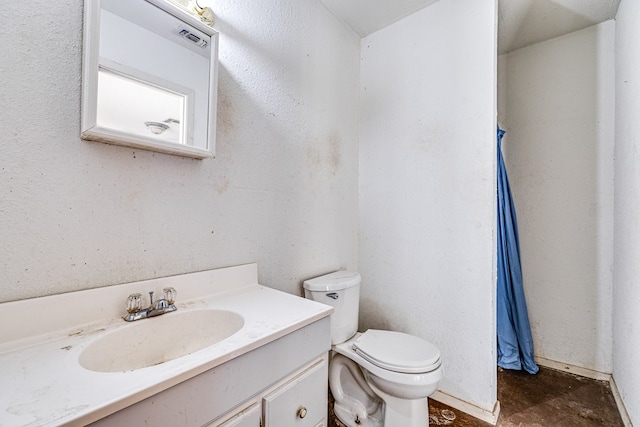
[0,264,332,426]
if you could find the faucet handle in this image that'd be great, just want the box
[126,293,143,313]
[163,287,177,304]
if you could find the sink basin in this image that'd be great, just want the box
[79,309,244,372]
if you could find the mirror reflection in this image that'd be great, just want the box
[81,0,218,159]
[97,68,188,145]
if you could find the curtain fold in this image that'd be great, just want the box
[496,127,539,374]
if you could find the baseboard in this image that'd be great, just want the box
[610,376,634,427]
[430,390,500,425]
[535,356,611,381]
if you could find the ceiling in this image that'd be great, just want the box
[319,0,621,54]
[317,0,440,37]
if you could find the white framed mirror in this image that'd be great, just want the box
[81,0,218,159]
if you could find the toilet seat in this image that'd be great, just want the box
[352,330,441,374]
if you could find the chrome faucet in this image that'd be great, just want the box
[124,287,177,322]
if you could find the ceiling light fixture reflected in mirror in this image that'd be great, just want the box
[145,121,170,135]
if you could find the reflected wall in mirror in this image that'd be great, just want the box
[81,0,218,159]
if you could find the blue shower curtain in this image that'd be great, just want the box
[496,127,539,374]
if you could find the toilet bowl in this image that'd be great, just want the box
[303,271,443,427]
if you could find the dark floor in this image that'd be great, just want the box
[328,367,625,426]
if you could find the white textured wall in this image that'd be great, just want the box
[498,22,615,373]
[0,0,360,302]
[614,0,640,424]
[359,0,497,411]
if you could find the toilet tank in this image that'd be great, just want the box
[303,271,361,345]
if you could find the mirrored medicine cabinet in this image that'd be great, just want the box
[81,0,218,159]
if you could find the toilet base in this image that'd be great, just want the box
[333,393,430,427]
[371,382,431,427]
[333,402,383,427]
[330,354,383,427]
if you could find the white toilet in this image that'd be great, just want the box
[303,271,443,427]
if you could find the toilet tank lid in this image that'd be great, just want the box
[303,271,361,291]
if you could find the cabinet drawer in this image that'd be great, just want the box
[263,358,327,427]
[209,402,261,427]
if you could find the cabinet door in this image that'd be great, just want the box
[207,402,261,427]
[263,359,327,427]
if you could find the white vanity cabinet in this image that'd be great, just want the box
[213,402,261,427]
[0,264,334,426]
[263,358,327,426]
[89,316,330,427]
[212,357,327,427]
